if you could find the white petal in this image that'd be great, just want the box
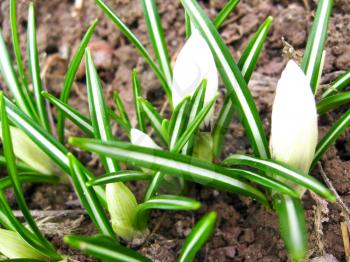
[172,29,218,113]
[270,60,318,173]
[130,128,160,149]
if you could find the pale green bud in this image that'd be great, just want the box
[193,132,214,162]
[0,126,59,175]
[106,182,142,241]
[0,228,47,260]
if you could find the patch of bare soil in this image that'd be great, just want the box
[1,0,350,261]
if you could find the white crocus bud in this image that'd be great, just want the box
[172,29,218,126]
[130,128,160,149]
[0,229,47,260]
[106,182,142,241]
[270,60,318,191]
[0,126,59,175]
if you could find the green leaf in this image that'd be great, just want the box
[181,0,269,159]
[95,0,172,104]
[312,108,350,169]
[213,0,240,28]
[42,91,94,136]
[69,138,272,206]
[273,194,307,262]
[108,108,132,133]
[0,173,59,190]
[27,3,51,133]
[174,94,218,154]
[301,0,333,94]
[185,11,192,38]
[0,191,54,260]
[181,80,206,155]
[223,154,335,201]
[0,29,37,120]
[135,195,201,230]
[212,16,273,158]
[179,212,217,262]
[317,91,350,114]
[57,19,98,142]
[141,0,172,86]
[10,0,35,111]
[85,48,119,173]
[143,171,164,202]
[169,97,191,150]
[0,92,59,257]
[132,69,146,132]
[139,97,169,145]
[113,90,131,129]
[86,171,151,186]
[0,155,37,173]
[68,153,115,238]
[322,68,350,98]
[64,235,151,262]
[2,95,106,205]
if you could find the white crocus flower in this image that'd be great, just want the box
[130,128,160,149]
[172,29,218,126]
[270,60,318,183]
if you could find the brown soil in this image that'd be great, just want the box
[1,0,350,261]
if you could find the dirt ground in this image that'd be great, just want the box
[1,0,350,261]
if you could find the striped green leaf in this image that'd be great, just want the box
[223,154,335,201]
[169,97,191,150]
[64,235,151,262]
[0,92,58,257]
[273,194,307,261]
[212,16,273,158]
[0,173,59,190]
[322,68,350,98]
[139,97,169,145]
[0,155,36,173]
[2,95,106,205]
[317,91,350,114]
[135,195,201,230]
[86,171,151,186]
[132,69,147,132]
[213,0,240,28]
[174,94,218,153]
[0,29,37,120]
[95,0,172,104]
[141,0,172,86]
[312,108,350,169]
[143,171,164,202]
[301,0,333,94]
[108,109,132,133]
[181,80,206,155]
[57,19,98,142]
[113,90,131,129]
[42,91,94,136]
[181,0,269,159]
[85,48,119,173]
[179,212,217,262]
[27,3,51,133]
[10,0,35,111]
[68,153,115,238]
[69,138,283,206]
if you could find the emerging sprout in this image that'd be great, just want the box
[106,182,143,241]
[172,29,218,126]
[0,229,47,260]
[270,60,318,192]
[0,126,59,175]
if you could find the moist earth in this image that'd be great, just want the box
[0,0,350,261]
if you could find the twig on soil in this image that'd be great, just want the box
[310,191,329,256]
[142,213,166,248]
[341,222,350,261]
[12,209,86,218]
[318,162,350,217]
